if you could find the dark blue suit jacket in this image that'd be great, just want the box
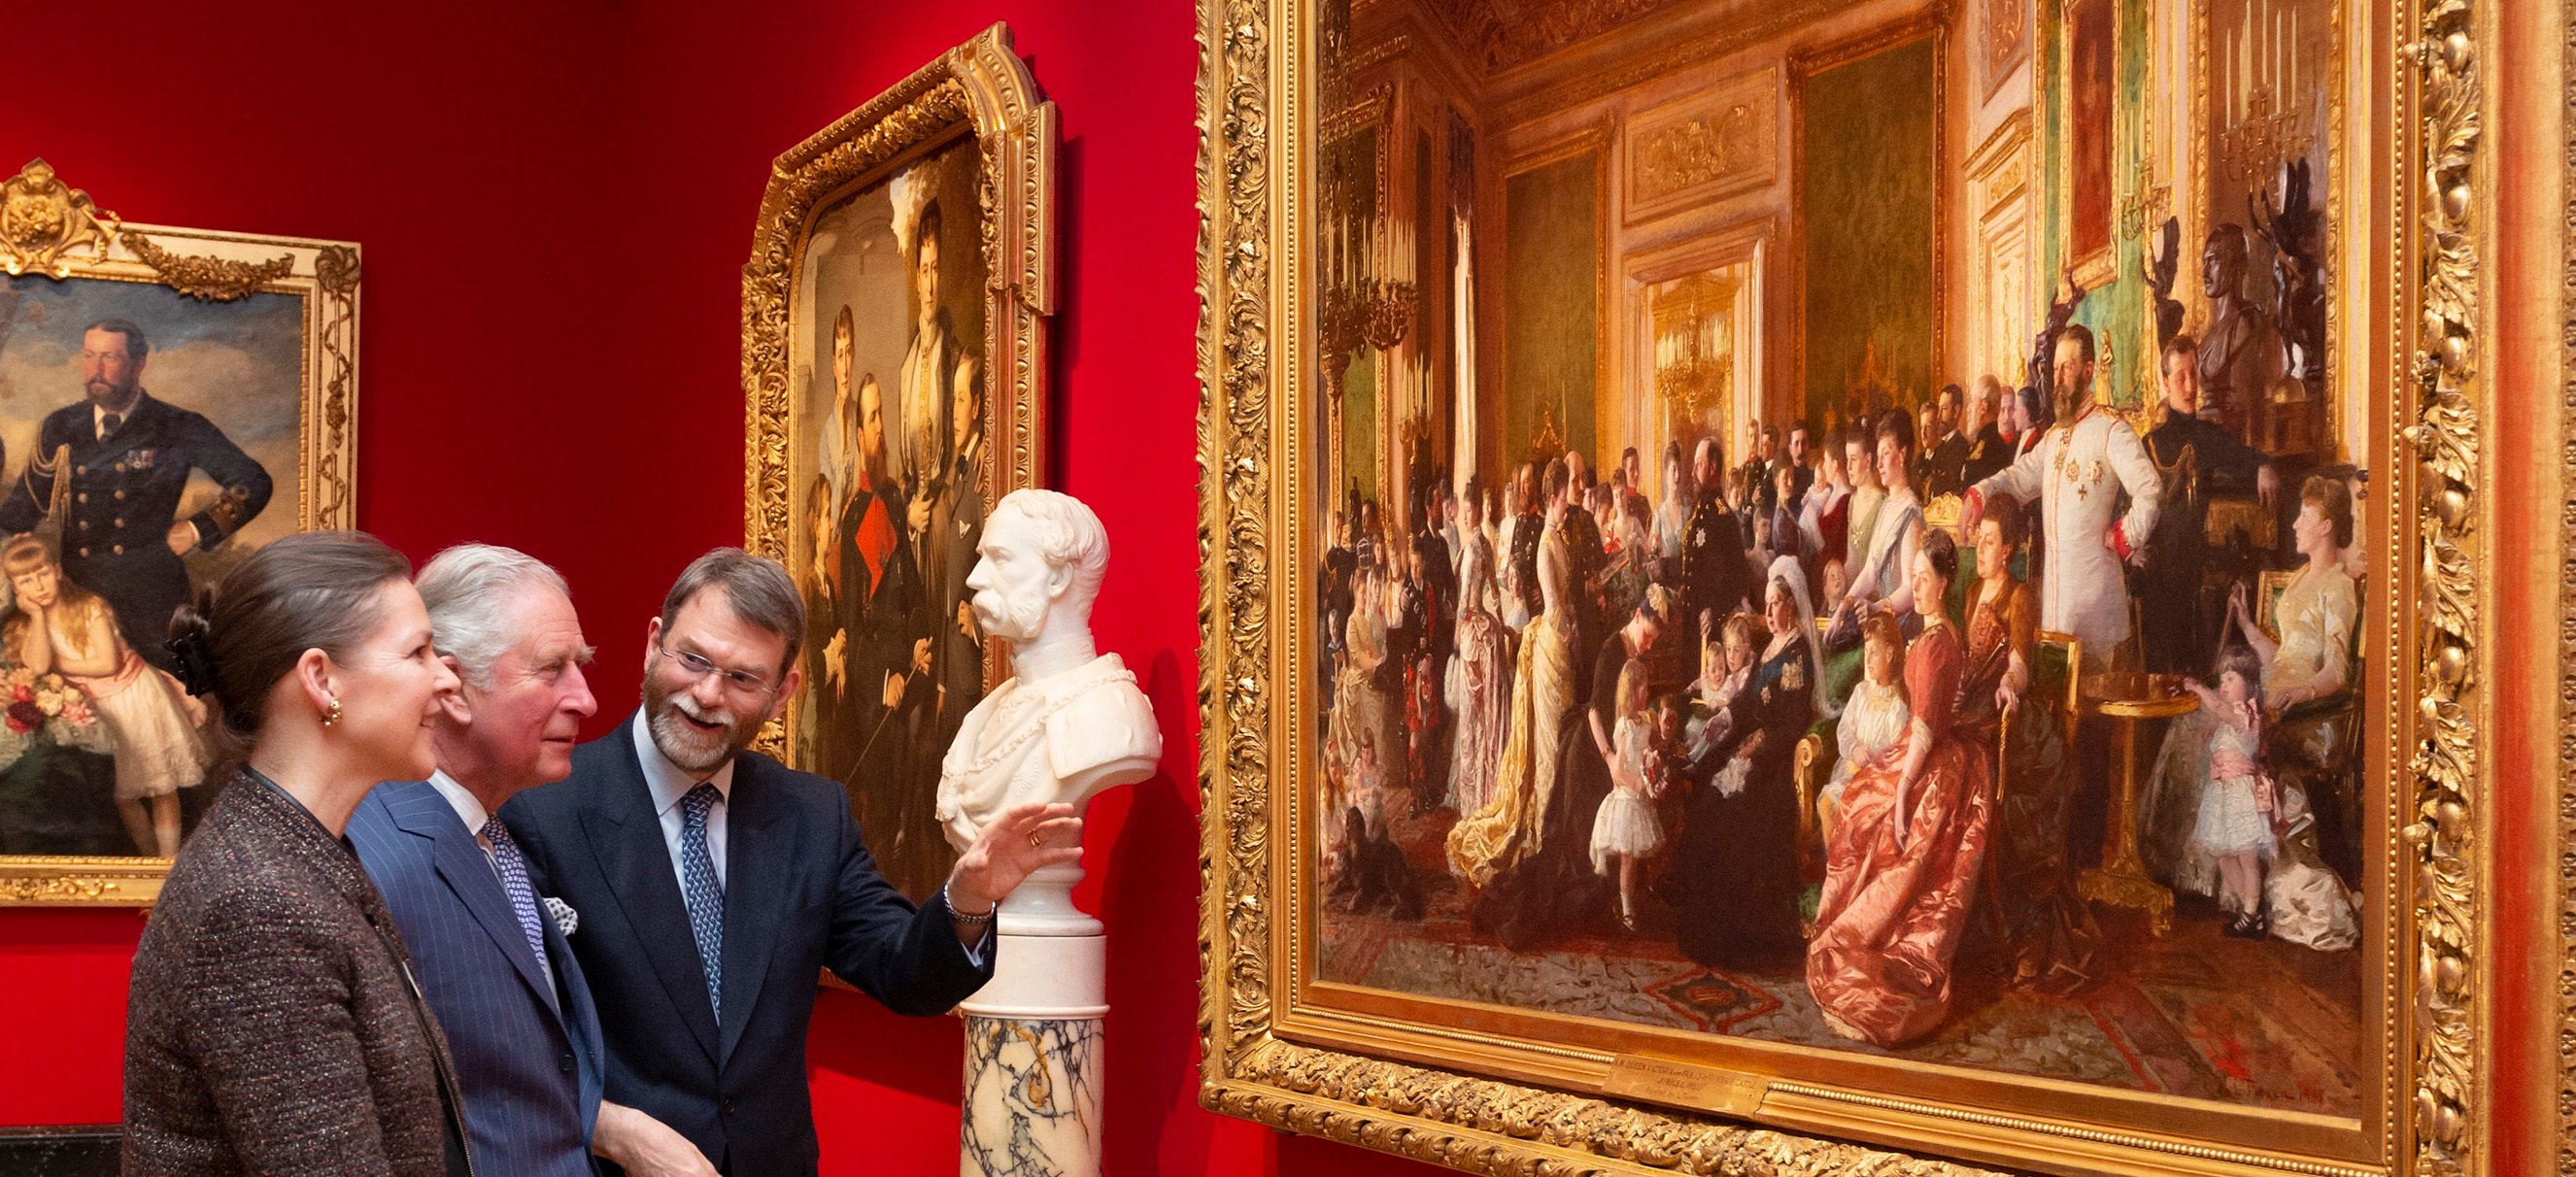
[498,716,992,1176]
[349,780,605,1177]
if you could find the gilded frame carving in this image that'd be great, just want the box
[739,23,1055,765]
[0,159,360,907]
[1199,0,2499,1174]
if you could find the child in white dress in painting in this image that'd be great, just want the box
[2178,645,2277,937]
[1589,658,1664,930]
[1822,613,1911,844]
[2,536,207,857]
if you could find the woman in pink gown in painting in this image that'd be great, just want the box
[1806,528,1996,1048]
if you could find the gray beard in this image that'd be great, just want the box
[644,690,751,775]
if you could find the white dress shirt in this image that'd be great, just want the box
[93,400,133,441]
[425,770,495,856]
[629,711,734,888]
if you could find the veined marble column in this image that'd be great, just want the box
[959,862,1104,1177]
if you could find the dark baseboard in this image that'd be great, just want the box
[0,1127,118,1176]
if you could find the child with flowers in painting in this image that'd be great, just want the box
[1589,657,1664,930]
[2,536,206,857]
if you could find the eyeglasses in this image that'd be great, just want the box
[654,645,781,697]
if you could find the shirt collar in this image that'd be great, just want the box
[629,709,734,819]
[91,391,146,428]
[425,769,492,838]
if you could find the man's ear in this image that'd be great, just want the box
[1043,560,1073,600]
[434,655,474,724]
[642,616,663,675]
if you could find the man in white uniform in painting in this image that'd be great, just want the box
[1966,322,2162,660]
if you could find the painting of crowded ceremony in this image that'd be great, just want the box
[1292,0,2384,1141]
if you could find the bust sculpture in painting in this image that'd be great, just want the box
[935,488,1159,858]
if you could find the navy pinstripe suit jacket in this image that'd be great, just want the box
[351,780,605,1177]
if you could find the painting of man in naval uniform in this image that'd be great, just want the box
[0,274,303,858]
[3,319,271,669]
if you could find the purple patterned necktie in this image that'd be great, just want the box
[677,784,725,1020]
[480,818,552,977]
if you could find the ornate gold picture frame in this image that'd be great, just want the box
[742,23,1055,900]
[0,160,358,906]
[1196,1,2498,1174]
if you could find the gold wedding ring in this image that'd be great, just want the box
[1029,832,1042,848]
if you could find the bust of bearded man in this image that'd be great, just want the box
[935,489,1161,864]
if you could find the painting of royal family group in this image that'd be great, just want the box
[1313,304,2368,1113]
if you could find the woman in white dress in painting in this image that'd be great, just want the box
[1443,482,1511,820]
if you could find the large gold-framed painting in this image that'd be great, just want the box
[0,160,357,906]
[743,24,1055,900]
[1199,0,2501,1173]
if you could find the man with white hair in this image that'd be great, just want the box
[935,488,1162,849]
[348,544,704,1174]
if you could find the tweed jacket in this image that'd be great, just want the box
[124,770,471,1177]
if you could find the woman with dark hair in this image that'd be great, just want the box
[1964,498,2103,992]
[2010,386,2051,460]
[123,531,468,1176]
[1807,529,1997,1047]
[1652,439,1695,580]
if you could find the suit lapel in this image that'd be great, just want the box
[391,786,562,1019]
[715,759,789,1064]
[581,732,722,1064]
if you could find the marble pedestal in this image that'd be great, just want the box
[959,862,1103,1177]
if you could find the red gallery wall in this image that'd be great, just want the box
[0,1,1443,1173]
[14,4,2554,1175]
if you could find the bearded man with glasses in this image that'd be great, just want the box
[500,548,1074,1176]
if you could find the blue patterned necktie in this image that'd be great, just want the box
[677,783,726,1021]
[480,818,552,977]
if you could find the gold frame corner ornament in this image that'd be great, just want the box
[1199,0,2493,1173]
[0,158,119,279]
[738,21,1055,760]
[0,160,360,907]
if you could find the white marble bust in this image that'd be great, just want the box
[936,489,1160,860]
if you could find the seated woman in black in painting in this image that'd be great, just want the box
[1664,555,1821,968]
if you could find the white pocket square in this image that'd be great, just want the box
[542,895,578,938]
